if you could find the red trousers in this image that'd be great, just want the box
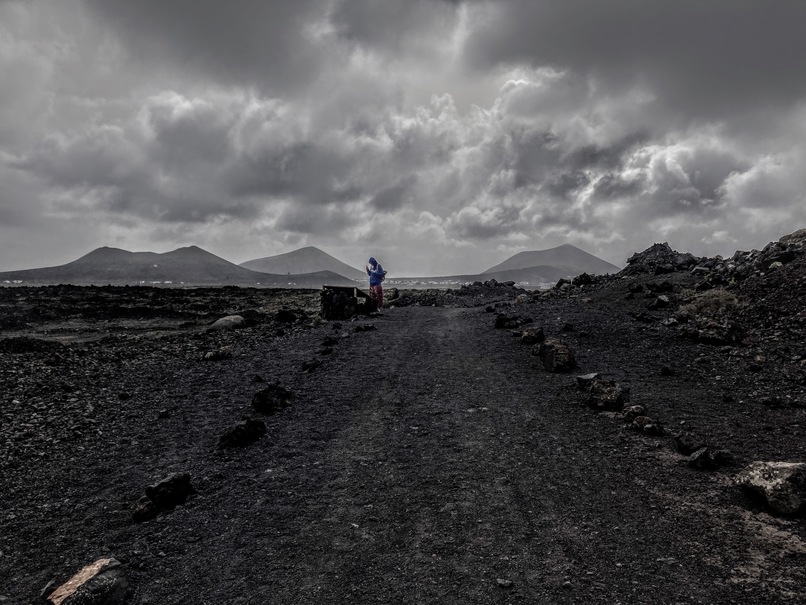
[370,284,383,309]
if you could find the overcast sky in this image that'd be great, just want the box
[2,0,806,275]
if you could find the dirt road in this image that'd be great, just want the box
[3,295,805,604]
[243,305,802,605]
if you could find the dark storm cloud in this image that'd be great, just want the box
[227,137,361,206]
[84,0,328,93]
[330,0,461,57]
[592,173,643,200]
[566,133,649,172]
[542,171,589,200]
[370,175,418,212]
[463,0,806,118]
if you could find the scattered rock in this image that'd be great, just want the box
[274,309,297,323]
[47,558,130,605]
[580,378,630,411]
[648,295,670,310]
[145,472,194,510]
[494,314,521,330]
[302,359,321,373]
[208,315,245,331]
[219,418,267,448]
[688,447,717,471]
[647,281,674,293]
[735,461,806,515]
[674,432,706,456]
[252,383,292,414]
[660,365,676,377]
[535,338,576,372]
[622,405,647,422]
[575,373,601,389]
[496,578,514,589]
[354,324,377,333]
[201,348,232,361]
[642,421,665,436]
[520,327,545,345]
[133,472,194,522]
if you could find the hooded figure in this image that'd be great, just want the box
[366,257,385,309]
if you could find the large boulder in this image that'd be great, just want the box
[735,461,806,516]
[534,338,576,372]
[47,558,130,605]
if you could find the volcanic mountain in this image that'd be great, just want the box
[240,246,365,281]
[483,244,620,277]
[0,246,353,287]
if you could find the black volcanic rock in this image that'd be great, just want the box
[621,243,701,276]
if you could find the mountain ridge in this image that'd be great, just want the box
[0,242,619,288]
[0,246,356,287]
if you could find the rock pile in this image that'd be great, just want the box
[694,228,806,289]
[319,288,375,320]
[620,242,701,276]
[456,279,526,300]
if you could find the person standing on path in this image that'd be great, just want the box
[366,256,385,310]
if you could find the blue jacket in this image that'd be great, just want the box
[367,257,385,286]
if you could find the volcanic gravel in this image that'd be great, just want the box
[1,279,805,604]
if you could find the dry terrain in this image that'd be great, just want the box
[1,264,805,603]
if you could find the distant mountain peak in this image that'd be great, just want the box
[483,243,620,276]
[240,246,364,281]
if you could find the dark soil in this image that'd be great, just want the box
[1,278,805,604]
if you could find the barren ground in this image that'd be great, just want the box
[1,284,805,604]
